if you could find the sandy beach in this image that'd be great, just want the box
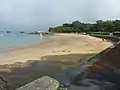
[0,33,112,89]
[0,34,111,65]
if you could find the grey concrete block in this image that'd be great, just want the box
[16,76,59,90]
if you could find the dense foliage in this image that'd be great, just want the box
[49,20,120,33]
[57,84,68,90]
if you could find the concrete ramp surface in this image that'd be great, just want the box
[70,42,120,90]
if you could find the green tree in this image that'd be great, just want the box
[48,27,53,32]
[48,20,120,33]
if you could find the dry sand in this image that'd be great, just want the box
[0,33,111,65]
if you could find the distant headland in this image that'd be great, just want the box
[48,20,120,33]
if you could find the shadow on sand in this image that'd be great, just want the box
[0,53,96,90]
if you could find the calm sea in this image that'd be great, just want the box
[0,31,48,51]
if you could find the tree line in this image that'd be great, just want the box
[48,20,120,33]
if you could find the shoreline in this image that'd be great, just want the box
[0,38,49,53]
[0,33,51,53]
[0,33,112,65]
[0,34,51,53]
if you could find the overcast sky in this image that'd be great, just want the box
[0,0,120,31]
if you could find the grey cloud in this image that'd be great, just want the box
[0,0,120,31]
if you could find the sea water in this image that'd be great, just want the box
[0,31,48,51]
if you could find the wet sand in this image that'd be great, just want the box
[0,34,111,89]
